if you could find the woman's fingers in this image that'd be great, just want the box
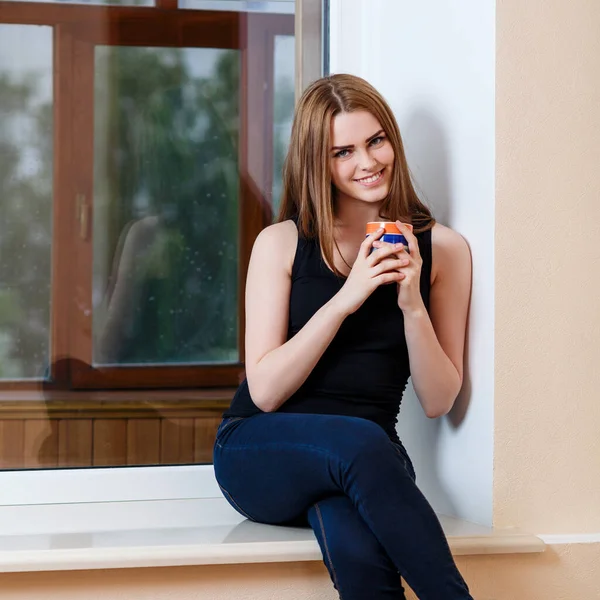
[360,227,385,258]
[375,271,405,286]
[374,257,409,276]
[395,221,420,259]
[367,241,407,266]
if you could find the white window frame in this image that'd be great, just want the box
[0,0,328,509]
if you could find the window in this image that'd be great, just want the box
[0,0,327,484]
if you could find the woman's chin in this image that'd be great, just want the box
[335,183,391,205]
[355,186,391,204]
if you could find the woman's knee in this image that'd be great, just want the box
[334,417,392,463]
[310,496,385,565]
[308,496,401,594]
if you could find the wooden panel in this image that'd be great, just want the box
[127,419,160,465]
[160,418,194,465]
[237,13,281,361]
[0,3,241,47]
[50,26,76,384]
[194,416,220,464]
[84,13,240,50]
[69,37,95,369]
[93,419,127,466]
[37,420,60,468]
[0,392,232,420]
[58,419,93,467]
[156,0,177,9]
[70,364,244,390]
[0,381,47,391]
[0,420,25,469]
[0,392,227,466]
[23,419,58,468]
[0,415,223,469]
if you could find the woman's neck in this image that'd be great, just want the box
[334,199,383,239]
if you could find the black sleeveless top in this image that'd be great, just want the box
[223,225,433,443]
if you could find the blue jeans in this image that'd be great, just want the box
[213,412,473,600]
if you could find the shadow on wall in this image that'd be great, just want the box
[403,106,472,429]
[397,108,473,514]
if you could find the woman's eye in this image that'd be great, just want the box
[370,136,385,146]
[335,149,350,158]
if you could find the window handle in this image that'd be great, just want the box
[76,193,90,240]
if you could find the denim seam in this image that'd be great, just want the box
[216,416,245,439]
[314,502,343,599]
[214,441,338,461]
[391,443,416,482]
[349,478,419,598]
[217,482,257,522]
[392,444,409,470]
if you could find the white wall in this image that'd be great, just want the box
[330,0,495,525]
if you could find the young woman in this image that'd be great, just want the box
[213,74,473,600]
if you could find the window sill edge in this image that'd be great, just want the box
[0,501,546,574]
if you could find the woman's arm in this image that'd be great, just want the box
[391,222,472,418]
[245,221,406,412]
[244,221,346,412]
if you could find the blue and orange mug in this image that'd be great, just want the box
[366,221,412,253]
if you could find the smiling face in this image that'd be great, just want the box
[329,110,395,209]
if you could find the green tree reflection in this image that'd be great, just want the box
[0,74,52,378]
[94,48,241,365]
[0,46,294,376]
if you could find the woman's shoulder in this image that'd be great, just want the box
[254,219,298,247]
[430,223,470,284]
[251,219,299,274]
[430,222,467,247]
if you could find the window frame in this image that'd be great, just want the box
[0,1,303,391]
[64,11,292,390]
[0,0,327,505]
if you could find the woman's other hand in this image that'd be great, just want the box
[334,228,407,316]
[371,221,426,317]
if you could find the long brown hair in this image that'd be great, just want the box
[278,74,435,276]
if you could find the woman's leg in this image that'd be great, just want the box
[307,495,407,600]
[213,412,472,600]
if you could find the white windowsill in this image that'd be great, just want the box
[0,497,545,573]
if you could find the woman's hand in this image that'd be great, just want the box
[372,221,426,316]
[334,227,407,316]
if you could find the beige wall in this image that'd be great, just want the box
[455,545,600,600]
[488,0,600,596]
[495,0,600,534]
[1,546,599,600]
[0,564,337,600]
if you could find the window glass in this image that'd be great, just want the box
[92,46,240,366]
[0,25,53,380]
[272,34,295,218]
[0,0,327,478]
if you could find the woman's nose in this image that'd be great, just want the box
[358,150,378,171]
